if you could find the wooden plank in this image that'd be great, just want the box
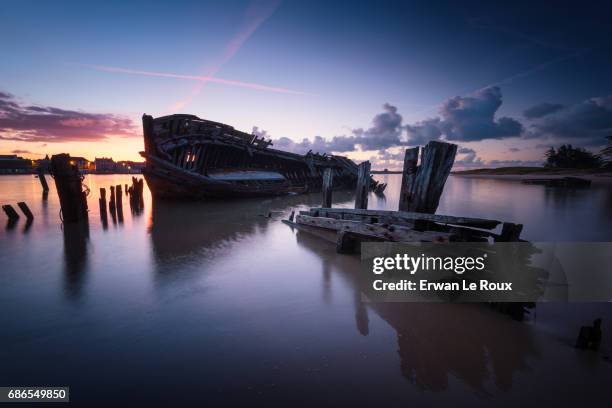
[355,161,371,209]
[295,214,451,242]
[398,147,419,211]
[322,167,333,208]
[407,141,457,213]
[307,207,500,229]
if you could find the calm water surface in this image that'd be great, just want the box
[1,174,611,406]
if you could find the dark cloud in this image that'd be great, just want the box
[406,87,523,145]
[508,147,521,152]
[454,147,484,168]
[270,103,402,154]
[525,95,612,146]
[523,102,565,119]
[437,87,523,141]
[0,91,137,142]
[352,103,404,150]
[405,118,442,145]
[11,149,31,154]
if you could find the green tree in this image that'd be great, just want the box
[544,144,601,169]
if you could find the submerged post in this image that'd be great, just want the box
[398,147,419,212]
[2,205,20,221]
[37,167,49,192]
[17,202,34,220]
[50,154,88,223]
[99,188,108,226]
[322,168,333,208]
[354,161,371,210]
[406,141,457,214]
[115,184,124,222]
[109,186,116,218]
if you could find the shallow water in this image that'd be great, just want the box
[0,174,611,406]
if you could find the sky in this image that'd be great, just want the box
[1,0,611,169]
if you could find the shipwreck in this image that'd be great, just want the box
[140,114,385,199]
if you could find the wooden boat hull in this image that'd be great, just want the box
[142,154,307,199]
[141,113,383,200]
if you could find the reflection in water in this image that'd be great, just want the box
[62,221,89,300]
[22,219,33,234]
[148,191,356,281]
[5,218,18,231]
[294,230,539,392]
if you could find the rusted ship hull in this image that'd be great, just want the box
[141,114,382,199]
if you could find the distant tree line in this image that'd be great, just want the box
[544,137,612,169]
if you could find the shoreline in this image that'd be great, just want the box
[452,172,612,185]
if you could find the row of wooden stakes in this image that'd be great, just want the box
[99,177,145,226]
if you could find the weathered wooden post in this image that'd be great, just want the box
[37,167,49,192]
[99,188,108,227]
[17,202,34,220]
[109,185,116,221]
[2,204,20,221]
[135,178,144,211]
[405,141,457,214]
[115,184,124,222]
[322,168,333,208]
[354,161,371,210]
[398,147,419,212]
[50,154,88,223]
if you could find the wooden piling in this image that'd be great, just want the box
[37,167,49,192]
[115,184,124,222]
[50,154,88,223]
[404,141,457,214]
[354,161,371,210]
[398,147,419,212]
[109,186,116,214]
[17,202,34,220]
[322,168,333,208]
[99,188,108,226]
[2,204,20,220]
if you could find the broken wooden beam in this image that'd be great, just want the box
[50,154,88,223]
[17,202,34,220]
[2,204,20,221]
[322,168,333,208]
[398,147,419,211]
[406,141,457,214]
[355,161,371,210]
[295,214,451,243]
[306,208,501,229]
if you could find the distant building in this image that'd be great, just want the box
[94,157,116,173]
[116,161,145,173]
[0,154,34,174]
[69,156,93,172]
